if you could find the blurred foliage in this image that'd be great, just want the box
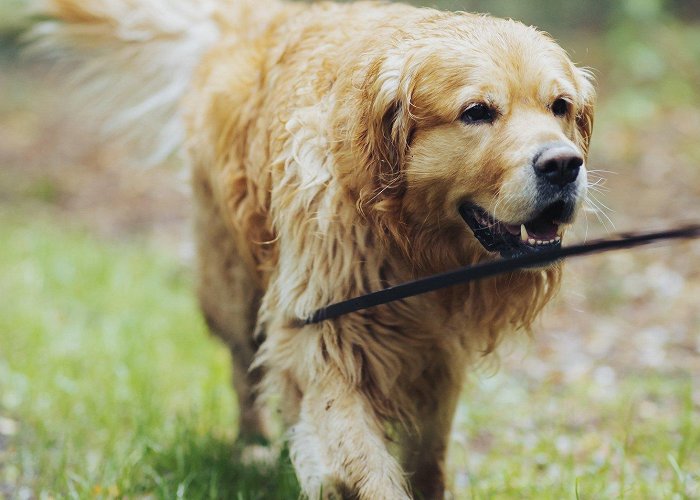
[332,0,700,33]
[1,0,700,35]
[599,2,700,123]
[0,0,30,39]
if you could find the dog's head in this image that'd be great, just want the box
[343,12,595,271]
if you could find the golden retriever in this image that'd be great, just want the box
[37,0,595,497]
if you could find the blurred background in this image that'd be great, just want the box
[1,0,699,498]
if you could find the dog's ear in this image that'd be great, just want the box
[575,69,596,159]
[352,56,414,225]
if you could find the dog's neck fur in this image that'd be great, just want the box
[378,227,563,349]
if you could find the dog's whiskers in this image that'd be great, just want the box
[587,178,609,193]
[584,195,615,234]
[587,168,617,176]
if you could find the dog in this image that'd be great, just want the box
[35,0,595,497]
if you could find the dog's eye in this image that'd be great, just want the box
[551,98,570,117]
[461,103,496,124]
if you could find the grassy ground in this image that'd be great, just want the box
[2,2,700,498]
[1,212,698,498]
[0,213,299,499]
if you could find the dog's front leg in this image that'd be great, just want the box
[289,368,410,500]
[402,374,463,500]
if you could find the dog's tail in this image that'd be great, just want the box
[28,0,259,165]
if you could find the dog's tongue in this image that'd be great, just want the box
[526,219,559,240]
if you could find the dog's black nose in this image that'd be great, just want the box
[533,144,583,187]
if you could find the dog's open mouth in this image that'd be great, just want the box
[459,202,567,258]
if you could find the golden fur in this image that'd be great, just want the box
[37,0,595,497]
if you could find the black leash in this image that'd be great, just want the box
[305,224,700,324]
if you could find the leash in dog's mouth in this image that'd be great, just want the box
[304,223,700,325]
[459,201,574,258]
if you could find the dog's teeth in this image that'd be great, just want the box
[521,224,528,242]
[555,236,561,242]
[528,238,536,245]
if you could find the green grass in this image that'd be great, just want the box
[455,372,699,498]
[0,212,299,498]
[1,211,698,498]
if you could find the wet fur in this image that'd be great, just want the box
[37,0,595,498]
